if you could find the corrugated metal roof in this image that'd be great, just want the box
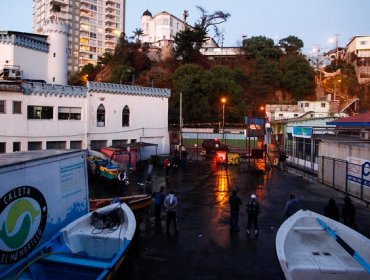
[327,112,370,127]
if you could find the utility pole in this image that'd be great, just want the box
[334,34,340,67]
[179,92,183,152]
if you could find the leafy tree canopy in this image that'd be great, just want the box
[279,36,304,54]
[281,54,315,100]
[242,36,282,60]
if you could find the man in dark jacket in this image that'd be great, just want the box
[153,186,165,225]
[246,194,261,235]
[284,193,299,218]
[229,190,242,232]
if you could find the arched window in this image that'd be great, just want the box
[122,105,130,127]
[97,104,105,127]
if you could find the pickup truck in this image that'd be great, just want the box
[202,139,229,153]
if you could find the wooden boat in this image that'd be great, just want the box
[90,194,152,222]
[87,150,120,180]
[276,209,370,280]
[7,202,136,280]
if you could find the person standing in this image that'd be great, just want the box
[172,148,180,167]
[118,169,128,196]
[164,190,178,234]
[164,158,171,179]
[342,195,357,229]
[284,193,299,218]
[145,158,154,184]
[153,186,165,225]
[181,147,189,168]
[229,190,242,232]
[279,152,288,171]
[246,194,260,235]
[324,198,339,221]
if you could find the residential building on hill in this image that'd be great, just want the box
[139,10,218,61]
[345,36,370,84]
[0,81,170,155]
[265,98,348,122]
[32,0,126,72]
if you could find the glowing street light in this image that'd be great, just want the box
[221,97,226,133]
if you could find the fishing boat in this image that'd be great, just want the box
[90,194,152,222]
[7,202,136,280]
[87,150,120,180]
[276,209,370,280]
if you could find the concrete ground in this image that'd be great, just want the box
[89,155,370,280]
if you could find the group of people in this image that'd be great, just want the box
[324,195,357,229]
[229,191,358,235]
[229,191,261,235]
[152,186,179,234]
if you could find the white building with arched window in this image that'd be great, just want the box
[0,81,171,157]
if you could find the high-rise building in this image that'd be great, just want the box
[32,0,126,73]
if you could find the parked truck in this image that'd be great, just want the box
[0,149,88,273]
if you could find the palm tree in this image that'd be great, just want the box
[130,28,144,43]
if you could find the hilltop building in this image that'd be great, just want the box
[32,0,126,72]
[139,10,218,61]
[344,36,370,85]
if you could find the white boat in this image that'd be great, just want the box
[4,202,136,280]
[276,209,370,280]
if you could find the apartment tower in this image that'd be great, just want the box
[32,0,125,73]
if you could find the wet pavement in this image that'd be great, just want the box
[88,155,370,280]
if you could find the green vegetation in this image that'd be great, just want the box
[68,6,367,124]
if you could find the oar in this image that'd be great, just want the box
[316,217,370,274]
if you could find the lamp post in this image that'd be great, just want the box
[120,69,132,84]
[333,79,341,100]
[221,97,226,142]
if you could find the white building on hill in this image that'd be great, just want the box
[0,81,170,156]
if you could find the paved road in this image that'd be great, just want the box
[89,157,370,280]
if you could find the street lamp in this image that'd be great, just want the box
[221,97,226,144]
[333,79,341,100]
[120,69,132,84]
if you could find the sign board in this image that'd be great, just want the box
[292,127,312,138]
[0,150,88,269]
[245,117,265,125]
[347,156,370,187]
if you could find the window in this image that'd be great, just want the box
[112,139,128,147]
[122,105,130,127]
[46,141,66,149]
[97,104,105,126]
[305,103,309,107]
[70,141,82,149]
[0,100,5,113]
[28,142,42,150]
[27,106,53,119]
[321,103,326,108]
[0,143,5,153]
[58,107,82,120]
[53,53,56,57]
[13,101,22,114]
[13,142,21,152]
[294,114,298,117]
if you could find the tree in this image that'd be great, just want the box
[279,36,304,54]
[281,54,315,100]
[242,36,282,60]
[195,6,230,45]
[130,28,144,43]
[174,7,230,63]
[174,24,207,63]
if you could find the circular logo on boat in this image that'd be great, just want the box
[0,186,47,264]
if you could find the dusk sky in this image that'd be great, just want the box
[0,0,369,55]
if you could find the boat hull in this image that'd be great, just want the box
[276,209,370,280]
[90,194,152,222]
[7,203,136,280]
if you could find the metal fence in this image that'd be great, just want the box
[317,156,370,204]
